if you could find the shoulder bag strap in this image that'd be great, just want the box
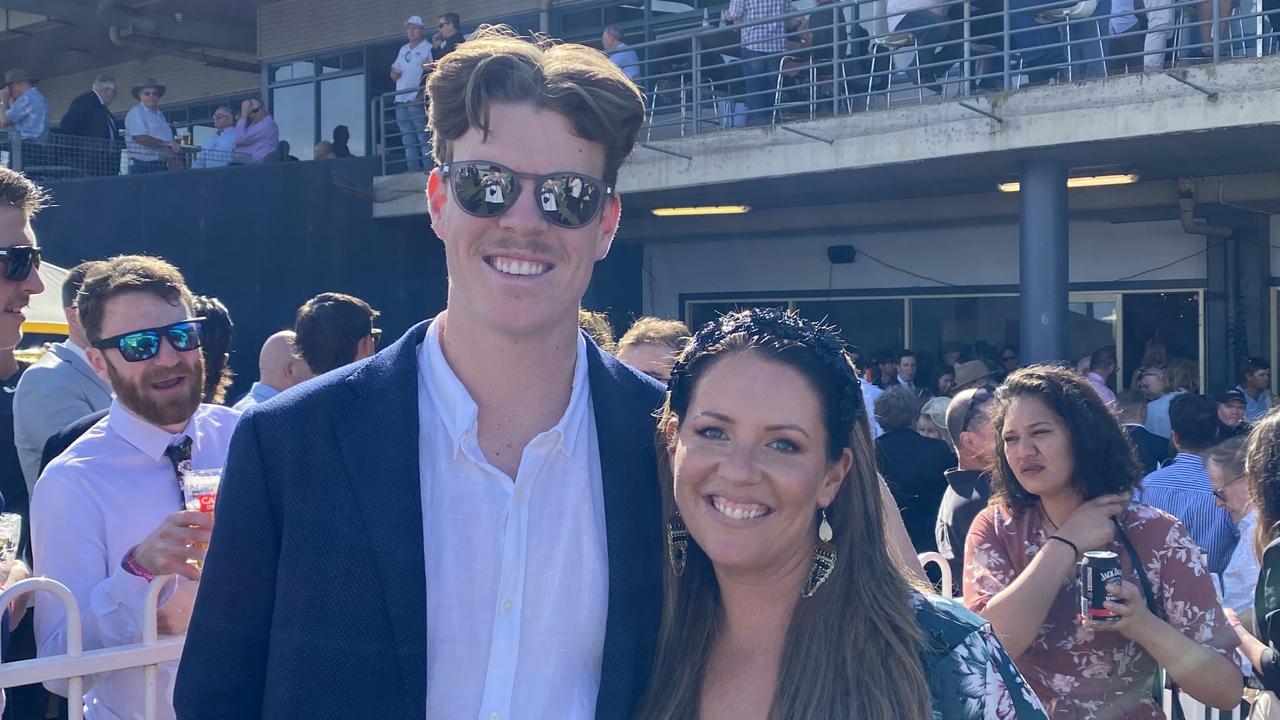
[1113,518,1187,720]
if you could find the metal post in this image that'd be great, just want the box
[1018,158,1069,364]
[691,35,702,133]
[1003,0,1013,90]
[10,131,22,171]
[1212,0,1221,61]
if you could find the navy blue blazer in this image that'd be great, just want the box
[173,321,664,720]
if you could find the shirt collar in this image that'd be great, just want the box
[1171,451,1207,469]
[106,397,197,462]
[62,339,90,365]
[421,314,590,458]
[250,381,280,401]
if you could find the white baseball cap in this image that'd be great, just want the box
[405,16,425,27]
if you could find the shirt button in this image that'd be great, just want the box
[515,488,524,502]
[489,713,500,720]
[502,598,513,613]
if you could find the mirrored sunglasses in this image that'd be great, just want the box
[91,319,206,363]
[441,161,613,229]
[0,245,39,282]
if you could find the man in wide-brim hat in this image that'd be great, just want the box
[124,77,178,174]
[0,68,49,142]
[130,78,165,100]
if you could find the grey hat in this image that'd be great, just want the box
[3,68,38,88]
[131,78,166,100]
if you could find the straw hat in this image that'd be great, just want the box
[131,78,166,100]
[953,360,995,389]
[3,69,38,89]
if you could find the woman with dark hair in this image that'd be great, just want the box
[192,295,234,405]
[964,365,1242,718]
[934,364,956,397]
[635,308,1045,720]
[1223,409,1280,715]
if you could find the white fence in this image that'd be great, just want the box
[0,564,1250,720]
[0,575,182,720]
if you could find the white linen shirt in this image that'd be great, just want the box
[392,40,434,103]
[1220,511,1260,614]
[418,316,608,720]
[31,400,240,720]
[124,103,174,163]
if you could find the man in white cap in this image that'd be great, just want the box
[390,16,434,172]
[124,78,180,174]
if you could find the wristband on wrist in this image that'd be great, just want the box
[1228,615,1243,628]
[1046,535,1080,559]
[121,545,155,582]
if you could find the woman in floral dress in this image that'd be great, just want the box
[964,365,1242,719]
[634,308,1046,720]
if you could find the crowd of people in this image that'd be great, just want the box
[3,24,1280,720]
[614,0,1278,127]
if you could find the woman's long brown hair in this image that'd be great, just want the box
[633,337,931,720]
[1245,409,1280,557]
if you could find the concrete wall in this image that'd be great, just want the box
[39,54,260,123]
[643,219,1207,318]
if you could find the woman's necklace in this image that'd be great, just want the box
[1038,504,1060,533]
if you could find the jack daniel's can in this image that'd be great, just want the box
[1078,550,1123,623]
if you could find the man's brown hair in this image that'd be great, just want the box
[426,25,644,186]
[618,316,690,352]
[77,255,194,343]
[0,166,50,218]
[293,292,379,375]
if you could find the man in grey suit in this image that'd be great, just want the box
[13,260,111,493]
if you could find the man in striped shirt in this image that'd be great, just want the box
[1139,392,1238,575]
[724,0,804,124]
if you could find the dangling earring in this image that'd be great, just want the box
[667,510,690,577]
[803,508,837,598]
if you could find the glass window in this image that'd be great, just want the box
[320,55,343,74]
[189,125,217,147]
[910,296,1019,374]
[271,83,316,160]
[686,301,786,331]
[320,74,366,156]
[793,299,905,358]
[272,61,315,83]
[1121,292,1201,392]
[1068,297,1117,369]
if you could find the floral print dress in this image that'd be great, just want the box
[913,591,1048,719]
[963,502,1239,719]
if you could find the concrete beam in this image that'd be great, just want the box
[618,59,1280,195]
[0,0,254,52]
[617,173,1280,240]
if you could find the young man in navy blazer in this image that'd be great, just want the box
[174,27,660,720]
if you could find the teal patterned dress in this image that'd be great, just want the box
[913,592,1048,719]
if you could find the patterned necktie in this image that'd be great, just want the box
[164,436,193,508]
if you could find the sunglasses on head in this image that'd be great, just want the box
[0,245,40,282]
[440,161,613,229]
[960,385,996,433]
[92,318,205,363]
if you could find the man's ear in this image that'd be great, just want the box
[86,347,112,384]
[595,195,621,262]
[426,168,447,231]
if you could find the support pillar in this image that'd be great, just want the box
[1018,159,1069,365]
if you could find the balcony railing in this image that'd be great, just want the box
[1,130,250,180]
[372,0,1276,174]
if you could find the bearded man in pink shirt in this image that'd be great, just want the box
[232,97,280,164]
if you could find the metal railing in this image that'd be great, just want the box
[626,0,1277,139]
[0,575,181,720]
[1,129,254,180]
[373,90,431,177]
